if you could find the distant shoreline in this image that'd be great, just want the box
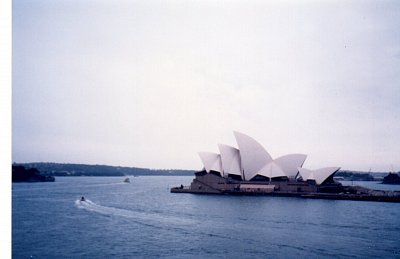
[12,162,398,180]
[13,162,195,177]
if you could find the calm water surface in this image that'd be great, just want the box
[13,176,400,258]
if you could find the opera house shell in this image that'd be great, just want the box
[198,131,339,186]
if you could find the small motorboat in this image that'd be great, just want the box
[80,196,85,202]
[123,177,130,183]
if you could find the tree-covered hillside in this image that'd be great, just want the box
[13,162,195,177]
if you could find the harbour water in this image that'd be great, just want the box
[13,176,400,258]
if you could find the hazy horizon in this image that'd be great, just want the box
[13,0,400,172]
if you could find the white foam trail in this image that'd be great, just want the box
[75,199,236,241]
[76,199,142,218]
[75,199,194,227]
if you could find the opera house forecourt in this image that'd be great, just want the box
[171,131,400,202]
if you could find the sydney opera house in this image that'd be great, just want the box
[173,131,344,195]
[199,131,340,184]
[172,131,400,202]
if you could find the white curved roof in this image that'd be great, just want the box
[298,167,340,185]
[257,161,287,179]
[275,154,307,178]
[233,131,273,180]
[218,144,242,177]
[198,152,222,173]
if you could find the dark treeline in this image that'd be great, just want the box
[12,165,55,182]
[13,162,195,177]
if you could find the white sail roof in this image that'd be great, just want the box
[275,154,307,178]
[257,161,287,179]
[218,144,242,177]
[198,152,223,173]
[233,131,273,181]
[298,167,340,185]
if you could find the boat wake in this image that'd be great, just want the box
[74,199,262,243]
[75,199,194,227]
[75,199,143,218]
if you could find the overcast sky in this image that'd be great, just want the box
[12,0,400,171]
